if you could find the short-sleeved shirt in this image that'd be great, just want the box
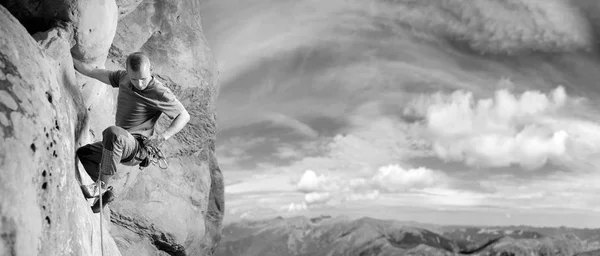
[108,70,185,137]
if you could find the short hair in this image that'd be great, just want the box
[126,52,150,72]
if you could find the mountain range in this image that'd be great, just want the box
[215,215,600,256]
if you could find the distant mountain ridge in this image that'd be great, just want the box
[216,215,600,256]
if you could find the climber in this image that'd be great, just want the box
[72,52,190,213]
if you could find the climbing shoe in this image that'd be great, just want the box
[80,181,108,199]
[91,186,114,213]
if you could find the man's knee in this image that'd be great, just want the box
[76,146,85,158]
[76,144,94,159]
[102,126,127,138]
[102,126,129,150]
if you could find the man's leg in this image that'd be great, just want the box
[91,126,139,213]
[76,141,106,198]
[97,125,139,184]
[76,141,104,182]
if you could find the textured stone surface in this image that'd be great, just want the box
[70,0,118,64]
[0,0,79,33]
[69,0,120,144]
[0,0,120,142]
[0,5,120,256]
[0,0,118,64]
[115,0,144,18]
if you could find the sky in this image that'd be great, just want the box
[199,0,600,228]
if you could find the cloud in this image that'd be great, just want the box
[305,192,332,205]
[418,187,487,207]
[345,190,380,201]
[275,145,303,160]
[294,165,452,205]
[296,170,334,193]
[405,86,573,169]
[281,102,431,176]
[384,0,593,54]
[371,165,449,192]
[478,171,600,211]
[216,137,267,162]
[264,111,319,138]
[284,202,308,212]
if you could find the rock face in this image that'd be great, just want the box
[105,1,224,255]
[0,0,224,255]
[0,5,120,256]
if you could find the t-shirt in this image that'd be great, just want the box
[108,70,185,137]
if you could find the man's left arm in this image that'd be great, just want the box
[144,87,191,148]
[145,109,190,148]
[161,109,191,141]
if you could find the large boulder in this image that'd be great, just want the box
[0,5,120,256]
[106,1,224,255]
[0,0,118,63]
[0,0,122,143]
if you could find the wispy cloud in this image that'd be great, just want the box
[478,171,600,211]
[264,111,319,138]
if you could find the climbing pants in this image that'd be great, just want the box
[76,126,143,183]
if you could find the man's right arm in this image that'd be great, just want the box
[73,58,113,86]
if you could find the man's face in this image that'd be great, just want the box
[127,63,152,90]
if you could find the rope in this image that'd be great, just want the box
[96,177,105,256]
[94,141,167,255]
[91,137,168,256]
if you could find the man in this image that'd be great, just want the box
[73,52,190,213]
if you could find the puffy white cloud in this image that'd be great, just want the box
[371,165,448,192]
[305,192,332,205]
[294,165,451,205]
[407,86,572,169]
[296,170,336,192]
[284,202,308,212]
[432,127,569,169]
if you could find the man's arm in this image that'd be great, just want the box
[161,109,191,141]
[73,58,113,85]
[144,109,191,148]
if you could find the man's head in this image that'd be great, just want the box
[126,52,152,90]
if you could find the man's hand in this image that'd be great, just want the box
[143,134,166,148]
[73,58,86,73]
[159,109,190,143]
[73,58,91,75]
[71,56,113,85]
